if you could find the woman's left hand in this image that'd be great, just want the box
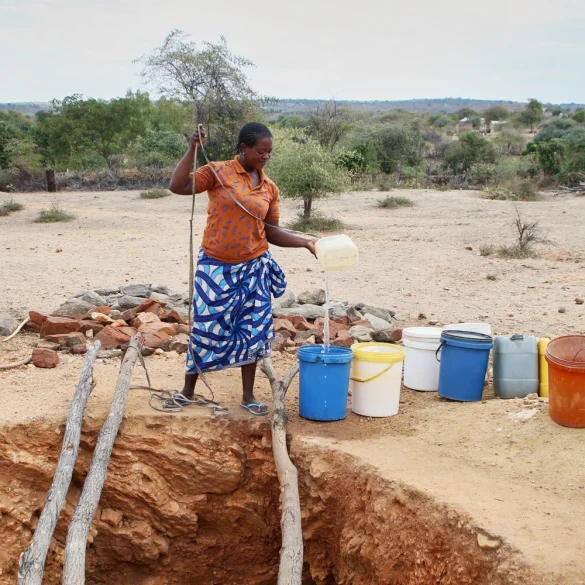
[305,238,318,257]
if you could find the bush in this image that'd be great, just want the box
[444,132,496,174]
[140,189,171,199]
[134,130,187,168]
[34,202,76,223]
[0,206,8,217]
[375,174,395,191]
[497,209,544,258]
[288,212,345,234]
[479,244,495,257]
[1,198,24,212]
[482,177,539,201]
[378,195,414,209]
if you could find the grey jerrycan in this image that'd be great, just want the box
[493,334,539,399]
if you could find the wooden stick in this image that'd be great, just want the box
[261,358,303,585]
[17,341,101,585]
[62,336,142,585]
[2,317,30,343]
[0,356,32,370]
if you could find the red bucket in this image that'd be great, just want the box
[545,336,585,428]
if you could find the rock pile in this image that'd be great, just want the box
[271,288,401,353]
[24,284,191,365]
[14,284,399,367]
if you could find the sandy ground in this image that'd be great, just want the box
[1,187,585,582]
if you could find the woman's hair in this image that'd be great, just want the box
[236,122,272,153]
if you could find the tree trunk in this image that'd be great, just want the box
[303,197,312,220]
[45,169,57,193]
[17,341,101,585]
[260,358,303,585]
[62,337,142,585]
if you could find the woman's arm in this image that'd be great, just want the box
[169,127,207,195]
[265,220,317,256]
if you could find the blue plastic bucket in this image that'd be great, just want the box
[298,346,354,421]
[437,330,493,402]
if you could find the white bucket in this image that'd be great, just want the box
[443,323,493,382]
[350,343,405,417]
[403,327,443,391]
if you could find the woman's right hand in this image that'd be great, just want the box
[190,125,207,149]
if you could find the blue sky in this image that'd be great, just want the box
[1,0,583,104]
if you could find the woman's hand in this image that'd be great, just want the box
[190,125,207,149]
[305,238,318,257]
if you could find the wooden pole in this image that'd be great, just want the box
[17,341,101,585]
[62,337,142,585]
[260,358,303,585]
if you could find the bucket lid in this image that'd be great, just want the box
[545,335,585,369]
[403,327,442,342]
[441,330,493,343]
[351,342,405,363]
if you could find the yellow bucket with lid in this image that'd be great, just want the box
[350,342,405,417]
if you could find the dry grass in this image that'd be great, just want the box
[2,198,24,213]
[34,202,76,223]
[378,196,414,209]
[140,189,171,199]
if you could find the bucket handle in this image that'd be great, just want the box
[510,334,524,341]
[351,362,394,383]
[435,341,445,362]
[571,348,585,362]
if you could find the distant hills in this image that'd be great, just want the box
[2,98,584,117]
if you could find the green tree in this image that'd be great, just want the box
[444,132,496,174]
[133,130,187,167]
[0,111,34,169]
[519,98,544,133]
[135,30,263,159]
[483,105,509,124]
[307,100,353,151]
[268,129,349,219]
[4,136,42,177]
[46,92,151,169]
[572,109,585,124]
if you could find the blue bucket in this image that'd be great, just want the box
[298,346,354,421]
[437,330,493,402]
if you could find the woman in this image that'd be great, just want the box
[169,122,317,415]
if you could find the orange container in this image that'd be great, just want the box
[545,336,585,428]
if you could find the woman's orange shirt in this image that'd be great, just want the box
[192,156,280,264]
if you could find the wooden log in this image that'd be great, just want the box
[0,356,32,370]
[261,358,303,585]
[62,336,142,585]
[17,341,101,585]
[45,169,57,193]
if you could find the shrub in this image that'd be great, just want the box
[497,209,544,258]
[378,196,414,209]
[375,174,395,191]
[479,244,495,257]
[140,189,171,199]
[0,206,8,217]
[486,274,498,281]
[34,202,76,223]
[482,177,539,201]
[288,212,345,234]
[1,198,24,212]
[444,132,496,174]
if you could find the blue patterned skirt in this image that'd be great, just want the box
[186,250,287,374]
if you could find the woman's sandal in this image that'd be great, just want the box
[241,402,269,416]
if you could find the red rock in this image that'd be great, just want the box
[94,305,111,315]
[332,315,350,326]
[346,307,363,323]
[332,336,356,348]
[131,312,160,329]
[36,340,60,351]
[121,309,137,322]
[95,326,132,349]
[576,298,584,305]
[32,348,60,368]
[23,322,42,333]
[160,309,188,325]
[294,330,319,345]
[391,329,403,342]
[274,318,297,336]
[117,327,138,338]
[45,332,86,348]
[110,319,130,328]
[134,298,166,315]
[40,317,81,339]
[168,333,189,354]
[280,315,313,331]
[177,324,190,335]
[142,333,166,349]
[29,310,48,325]
[70,344,88,355]
[78,320,104,336]
[314,318,350,339]
[271,333,288,352]
[138,321,176,337]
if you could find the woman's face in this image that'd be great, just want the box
[241,137,273,171]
